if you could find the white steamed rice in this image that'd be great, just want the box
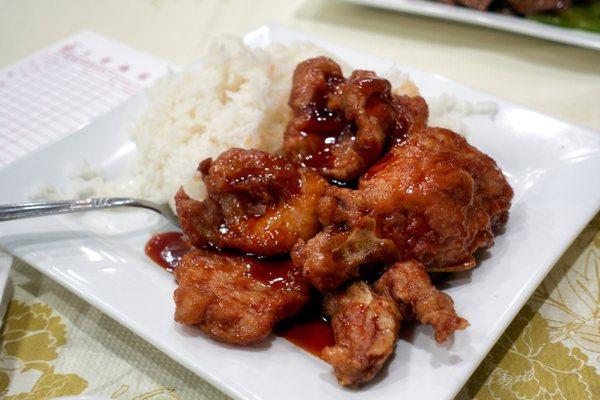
[33,36,494,211]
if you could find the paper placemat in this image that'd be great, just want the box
[0,31,170,167]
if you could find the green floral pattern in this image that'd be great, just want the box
[0,301,88,398]
[466,306,599,399]
[461,214,600,399]
[7,372,88,400]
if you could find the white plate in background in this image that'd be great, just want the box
[342,0,600,51]
[0,24,599,400]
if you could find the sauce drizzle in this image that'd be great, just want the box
[243,257,302,290]
[275,293,335,357]
[298,106,348,170]
[145,232,335,357]
[145,232,193,272]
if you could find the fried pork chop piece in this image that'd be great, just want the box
[175,148,327,256]
[322,282,402,387]
[173,249,310,345]
[295,127,513,290]
[375,260,468,343]
[292,218,398,292]
[283,56,428,182]
[393,92,428,135]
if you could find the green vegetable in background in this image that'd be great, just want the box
[527,0,600,33]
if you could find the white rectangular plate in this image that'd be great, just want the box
[1,24,599,400]
[342,0,600,51]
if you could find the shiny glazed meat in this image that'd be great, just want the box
[173,249,310,345]
[168,57,515,388]
[295,127,513,290]
[322,282,402,387]
[375,260,469,343]
[291,219,398,292]
[283,56,428,182]
[175,148,327,256]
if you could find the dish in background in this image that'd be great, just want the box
[341,0,600,50]
[434,0,600,33]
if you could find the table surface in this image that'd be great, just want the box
[0,1,599,399]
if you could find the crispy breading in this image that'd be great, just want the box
[174,249,310,345]
[294,127,513,290]
[283,56,428,182]
[175,148,327,256]
[322,282,402,387]
[375,260,469,343]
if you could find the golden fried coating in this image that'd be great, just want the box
[375,260,468,343]
[292,218,397,292]
[175,148,327,256]
[322,282,402,387]
[393,93,429,135]
[173,249,310,345]
[294,127,513,290]
[283,56,428,182]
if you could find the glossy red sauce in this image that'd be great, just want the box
[361,151,394,181]
[145,232,193,272]
[298,106,348,170]
[305,106,346,134]
[391,112,410,144]
[145,232,335,357]
[275,294,335,357]
[276,315,334,357]
[406,213,431,237]
[242,257,302,291]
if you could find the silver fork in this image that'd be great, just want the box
[0,198,180,227]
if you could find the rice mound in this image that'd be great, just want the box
[54,37,340,207]
[33,35,499,215]
[46,36,429,209]
[127,37,340,207]
[70,37,412,207]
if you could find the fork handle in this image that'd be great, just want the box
[0,198,153,221]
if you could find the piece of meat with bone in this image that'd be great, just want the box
[173,249,310,345]
[292,218,398,292]
[322,282,402,387]
[375,260,469,343]
[283,56,428,182]
[294,127,513,291]
[175,148,327,256]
